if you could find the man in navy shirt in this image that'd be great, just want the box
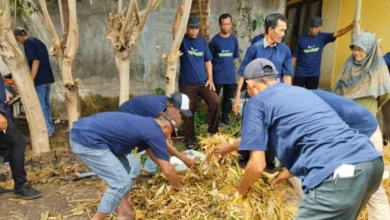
[233,13,293,116]
[292,17,354,89]
[69,111,182,220]
[0,73,42,200]
[209,14,239,125]
[384,52,390,72]
[14,27,55,136]
[233,58,383,219]
[119,92,194,178]
[174,15,220,148]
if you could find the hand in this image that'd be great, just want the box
[232,98,241,116]
[205,79,216,91]
[0,114,8,131]
[234,182,250,197]
[215,142,233,156]
[351,21,356,28]
[271,173,283,185]
[171,184,183,192]
[181,155,195,168]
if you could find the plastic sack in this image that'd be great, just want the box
[170,150,206,171]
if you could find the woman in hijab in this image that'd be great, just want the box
[333,32,390,220]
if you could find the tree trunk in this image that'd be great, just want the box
[352,0,362,41]
[161,0,192,95]
[0,1,50,154]
[116,56,131,105]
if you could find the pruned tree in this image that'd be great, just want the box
[38,0,80,128]
[156,0,192,95]
[0,0,50,154]
[106,0,160,105]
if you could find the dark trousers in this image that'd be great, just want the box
[293,76,320,89]
[215,84,236,116]
[0,118,27,190]
[179,84,220,141]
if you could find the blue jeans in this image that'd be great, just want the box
[127,153,157,178]
[35,84,54,136]
[70,140,132,213]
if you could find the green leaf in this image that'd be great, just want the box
[251,19,257,32]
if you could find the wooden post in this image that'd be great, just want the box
[351,0,362,41]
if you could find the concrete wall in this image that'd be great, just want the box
[1,0,285,117]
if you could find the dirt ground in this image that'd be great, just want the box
[0,119,389,220]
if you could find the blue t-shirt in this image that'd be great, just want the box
[0,72,7,115]
[209,34,239,84]
[179,35,212,84]
[293,32,335,77]
[383,52,390,73]
[311,90,377,137]
[69,112,170,161]
[119,95,167,118]
[238,39,293,82]
[251,34,265,45]
[24,38,55,86]
[240,83,381,192]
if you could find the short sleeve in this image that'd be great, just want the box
[322,32,336,45]
[281,48,293,75]
[146,135,170,161]
[237,45,256,76]
[24,40,38,61]
[234,37,240,59]
[204,39,212,62]
[239,100,268,151]
[209,39,216,58]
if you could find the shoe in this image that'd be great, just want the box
[185,138,196,149]
[221,114,231,126]
[14,183,42,200]
[4,156,9,165]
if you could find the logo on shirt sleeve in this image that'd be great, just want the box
[188,47,204,56]
[218,50,233,57]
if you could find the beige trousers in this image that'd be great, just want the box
[288,126,390,219]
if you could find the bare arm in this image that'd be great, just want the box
[283,74,292,85]
[172,1,185,39]
[235,151,266,196]
[146,149,182,190]
[292,56,297,66]
[333,21,355,38]
[31,60,40,81]
[167,141,194,168]
[205,61,215,91]
[272,168,295,185]
[232,76,245,116]
[215,137,241,155]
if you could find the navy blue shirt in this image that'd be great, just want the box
[251,34,265,45]
[293,32,335,77]
[179,35,212,84]
[238,39,293,82]
[209,34,239,84]
[311,90,377,137]
[383,52,390,73]
[70,112,170,160]
[240,83,381,192]
[24,38,55,86]
[119,95,167,118]
[0,73,8,115]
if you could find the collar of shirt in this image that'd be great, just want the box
[263,37,277,48]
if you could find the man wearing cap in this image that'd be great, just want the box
[173,14,220,148]
[69,111,183,220]
[14,27,55,136]
[209,13,239,125]
[233,58,384,219]
[233,13,293,116]
[292,17,355,89]
[119,92,194,178]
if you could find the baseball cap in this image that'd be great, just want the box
[243,58,278,80]
[309,16,322,27]
[168,92,192,117]
[13,27,26,37]
[188,15,201,27]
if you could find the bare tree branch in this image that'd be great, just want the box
[133,0,140,25]
[119,0,136,42]
[155,45,168,62]
[118,0,123,13]
[39,0,62,58]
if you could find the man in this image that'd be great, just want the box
[209,13,239,125]
[0,72,42,200]
[119,92,194,178]
[251,33,265,45]
[292,17,355,89]
[232,13,293,116]
[384,52,390,72]
[14,27,55,136]
[233,58,383,219]
[69,111,183,220]
[173,15,220,148]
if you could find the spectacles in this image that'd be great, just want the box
[160,113,179,137]
[351,48,365,54]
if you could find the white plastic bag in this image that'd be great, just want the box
[170,150,206,171]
